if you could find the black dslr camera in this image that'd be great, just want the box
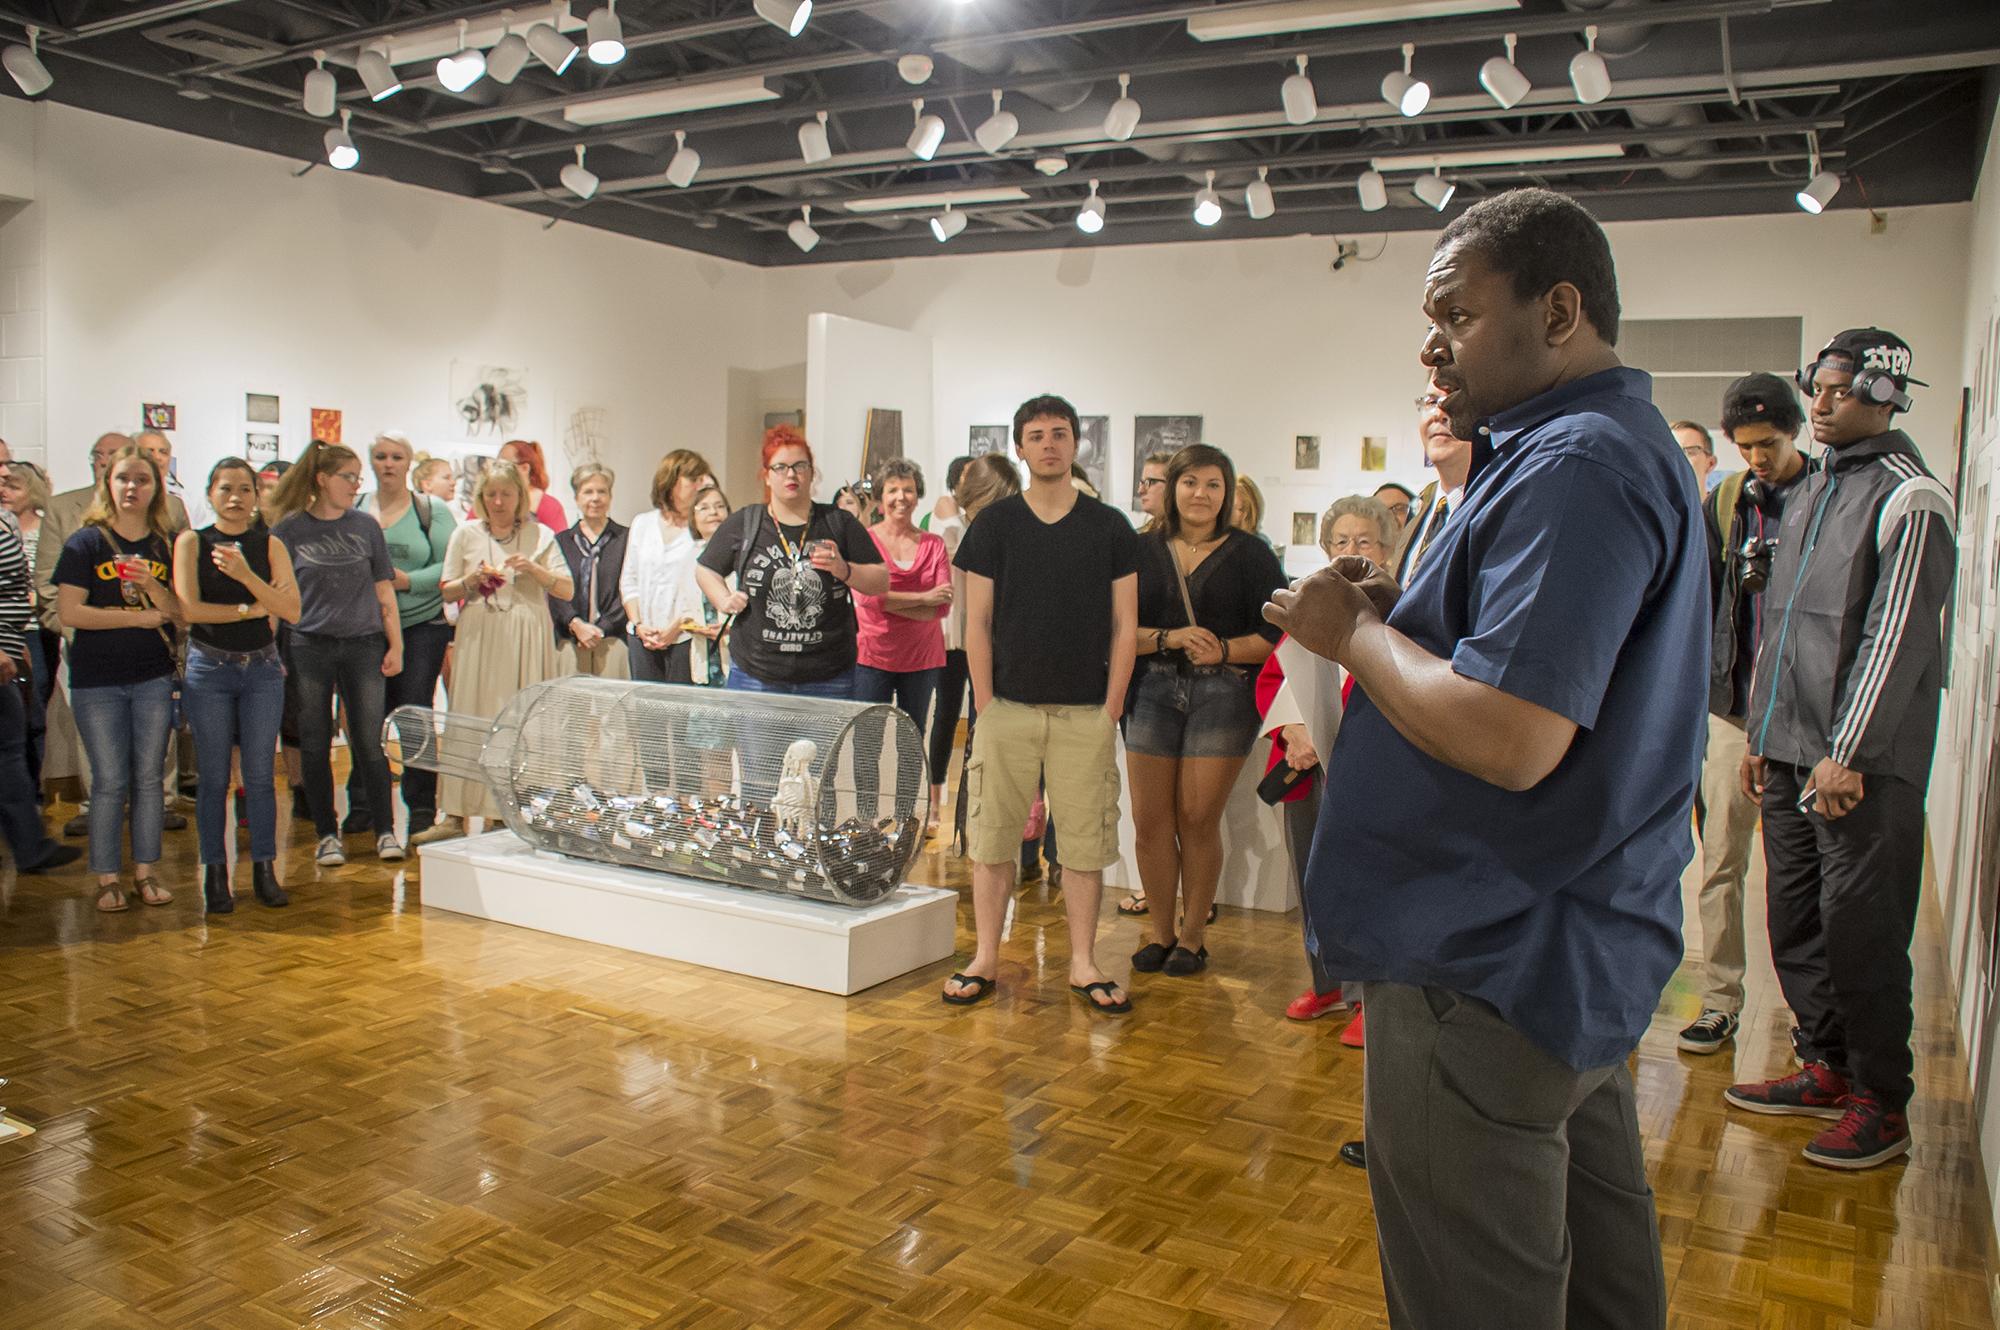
[1737,476,1782,595]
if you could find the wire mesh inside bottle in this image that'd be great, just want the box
[387,679,927,906]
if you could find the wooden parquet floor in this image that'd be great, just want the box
[0,778,1993,1330]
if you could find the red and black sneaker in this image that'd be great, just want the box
[1804,1092,1911,1170]
[1723,1060,1850,1119]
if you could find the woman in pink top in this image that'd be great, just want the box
[854,459,950,732]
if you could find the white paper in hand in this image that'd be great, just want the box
[1276,635,1345,761]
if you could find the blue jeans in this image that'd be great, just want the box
[726,663,856,700]
[184,644,287,865]
[71,674,175,875]
[348,617,452,828]
[291,630,394,839]
[0,677,59,867]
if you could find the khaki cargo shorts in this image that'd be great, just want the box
[965,698,1121,872]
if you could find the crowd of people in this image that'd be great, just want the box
[0,185,1960,1327]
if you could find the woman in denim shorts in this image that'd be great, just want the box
[1125,444,1287,977]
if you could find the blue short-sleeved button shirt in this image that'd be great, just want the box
[1304,367,1708,1070]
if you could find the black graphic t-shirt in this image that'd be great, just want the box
[698,502,882,684]
[52,525,178,688]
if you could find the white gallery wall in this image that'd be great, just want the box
[761,204,1972,525]
[27,103,768,513]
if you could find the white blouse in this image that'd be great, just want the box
[619,510,703,634]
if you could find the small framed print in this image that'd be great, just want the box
[1291,511,1318,547]
[142,403,175,431]
[1294,435,1320,470]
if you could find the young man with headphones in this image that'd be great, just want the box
[1728,328,1957,1169]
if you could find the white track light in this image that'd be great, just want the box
[586,1,624,64]
[666,130,700,187]
[1480,33,1530,109]
[1569,25,1610,104]
[1796,170,1839,214]
[754,0,813,37]
[788,205,820,252]
[527,12,579,75]
[437,21,487,92]
[487,15,532,84]
[1104,73,1141,141]
[3,27,50,98]
[1246,166,1275,220]
[324,109,359,170]
[798,110,831,163]
[1381,43,1428,117]
[975,89,1019,153]
[1357,168,1388,212]
[1193,170,1222,227]
[907,98,945,160]
[561,144,599,199]
[896,53,932,84]
[1075,179,1105,234]
[357,46,402,101]
[930,205,967,242]
[303,50,336,117]
[1412,171,1455,211]
[1281,54,1317,126]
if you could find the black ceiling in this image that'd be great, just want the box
[2,0,1996,264]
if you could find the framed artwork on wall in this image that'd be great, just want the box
[142,403,175,431]
[1131,415,1202,509]
[310,407,342,444]
[1077,415,1109,497]
[968,425,1009,457]
[863,407,904,480]
[1295,435,1320,470]
[245,393,280,425]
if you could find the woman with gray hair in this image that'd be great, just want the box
[1318,494,1398,567]
[551,462,630,679]
[853,458,950,731]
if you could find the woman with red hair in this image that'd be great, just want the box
[498,441,568,531]
[694,425,887,701]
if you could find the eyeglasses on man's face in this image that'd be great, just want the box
[1414,394,1446,412]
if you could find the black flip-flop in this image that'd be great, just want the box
[1116,896,1149,917]
[941,973,996,1006]
[1070,981,1132,1015]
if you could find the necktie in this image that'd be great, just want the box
[1411,495,1449,575]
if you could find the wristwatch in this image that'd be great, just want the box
[1154,628,1169,652]
[236,602,255,620]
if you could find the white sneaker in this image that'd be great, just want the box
[377,834,406,862]
[315,835,346,867]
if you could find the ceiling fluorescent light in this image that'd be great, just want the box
[1370,144,1625,171]
[1075,179,1105,234]
[907,98,946,160]
[1570,24,1610,105]
[3,27,50,98]
[563,76,779,125]
[1104,73,1141,141]
[1479,33,1531,109]
[1281,54,1317,125]
[798,110,831,164]
[1189,0,1517,42]
[845,186,1030,214]
[754,0,813,37]
[788,205,820,252]
[586,1,624,65]
[560,144,599,199]
[387,5,583,65]
[1245,166,1275,220]
[303,50,336,117]
[665,130,700,187]
[356,46,402,100]
[1356,169,1388,211]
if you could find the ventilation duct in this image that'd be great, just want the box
[1558,0,1661,59]
[1627,101,1714,180]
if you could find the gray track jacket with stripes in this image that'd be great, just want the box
[1746,429,1956,786]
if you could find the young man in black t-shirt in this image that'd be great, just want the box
[947,395,1140,1014]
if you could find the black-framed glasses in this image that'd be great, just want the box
[767,460,813,477]
[1137,476,1167,489]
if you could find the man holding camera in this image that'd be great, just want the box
[1729,329,1955,1170]
[1679,373,1815,1055]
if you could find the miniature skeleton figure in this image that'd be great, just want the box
[773,739,819,837]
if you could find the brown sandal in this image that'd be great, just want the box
[135,879,173,908]
[95,886,129,913]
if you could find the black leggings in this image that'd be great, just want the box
[927,648,967,783]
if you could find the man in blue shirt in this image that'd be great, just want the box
[1268,188,1706,1329]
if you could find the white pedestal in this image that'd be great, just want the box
[418,831,959,995]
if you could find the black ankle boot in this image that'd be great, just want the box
[252,861,289,908]
[203,864,233,915]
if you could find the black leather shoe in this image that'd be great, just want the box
[1339,1140,1367,1170]
[203,864,234,915]
[1163,945,1209,977]
[252,861,289,908]
[341,808,372,836]
[18,844,81,874]
[1131,939,1177,973]
[63,812,88,838]
[162,811,188,831]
